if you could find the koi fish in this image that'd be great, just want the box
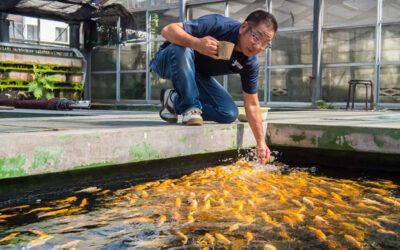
[344,234,362,249]
[25,207,53,214]
[215,233,231,245]
[303,197,314,208]
[204,233,215,244]
[53,240,82,249]
[228,223,240,232]
[246,232,253,243]
[96,190,111,195]
[283,216,294,228]
[0,232,20,242]
[79,198,87,207]
[176,231,188,244]
[38,209,68,218]
[176,197,181,208]
[76,187,101,193]
[123,217,154,224]
[0,205,30,212]
[308,227,326,240]
[263,244,277,250]
[204,199,211,210]
[0,214,17,219]
[187,215,195,224]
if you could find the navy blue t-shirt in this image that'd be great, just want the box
[161,14,259,94]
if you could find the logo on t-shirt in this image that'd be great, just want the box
[232,60,243,70]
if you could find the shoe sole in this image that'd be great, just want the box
[159,108,178,123]
[183,118,203,125]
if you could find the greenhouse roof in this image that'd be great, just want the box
[0,0,134,25]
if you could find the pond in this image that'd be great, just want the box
[0,161,399,249]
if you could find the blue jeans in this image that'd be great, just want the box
[151,43,238,123]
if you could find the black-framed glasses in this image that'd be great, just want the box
[248,25,271,49]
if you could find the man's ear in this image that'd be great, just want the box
[239,21,248,35]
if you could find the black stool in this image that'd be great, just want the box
[346,79,374,111]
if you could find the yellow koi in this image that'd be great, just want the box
[363,218,382,228]
[190,199,198,210]
[176,231,188,244]
[25,207,53,214]
[96,189,110,195]
[260,212,272,223]
[0,205,30,212]
[331,192,345,203]
[377,228,397,236]
[187,215,195,223]
[38,209,68,218]
[204,199,211,209]
[141,191,149,198]
[308,227,326,240]
[176,197,181,208]
[228,223,240,232]
[215,233,231,245]
[357,217,370,226]
[263,244,277,250]
[291,199,302,207]
[246,232,253,243]
[344,234,362,249]
[204,233,215,244]
[218,198,225,207]
[135,185,148,191]
[326,209,337,219]
[303,197,314,208]
[0,232,20,242]
[123,217,154,224]
[29,230,48,237]
[157,214,166,227]
[53,240,82,249]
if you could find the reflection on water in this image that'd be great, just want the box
[0,161,400,249]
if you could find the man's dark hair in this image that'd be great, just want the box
[245,10,278,33]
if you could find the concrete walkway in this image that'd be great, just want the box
[1,108,400,180]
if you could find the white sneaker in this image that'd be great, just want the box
[159,88,177,123]
[182,109,203,125]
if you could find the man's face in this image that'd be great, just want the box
[237,21,275,57]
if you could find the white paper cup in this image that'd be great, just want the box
[218,41,235,60]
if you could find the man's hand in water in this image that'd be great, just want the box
[256,143,271,165]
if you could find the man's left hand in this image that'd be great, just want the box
[256,143,271,165]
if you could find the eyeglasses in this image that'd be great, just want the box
[248,25,271,49]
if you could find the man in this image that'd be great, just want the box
[150,10,277,164]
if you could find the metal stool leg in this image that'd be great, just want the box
[371,82,374,110]
[365,84,368,111]
[346,83,352,110]
[352,83,356,109]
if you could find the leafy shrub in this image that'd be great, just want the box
[28,65,59,100]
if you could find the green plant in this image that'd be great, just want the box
[28,65,59,100]
[316,99,328,109]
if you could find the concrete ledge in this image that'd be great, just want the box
[0,112,261,179]
[267,110,400,154]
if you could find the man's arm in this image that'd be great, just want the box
[243,92,271,164]
[161,23,219,60]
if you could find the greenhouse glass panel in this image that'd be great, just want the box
[187,2,225,20]
[151,72,173,100]
[272,0,313,28]
[92,46,117,71]
[324,0,376,26]
[322,27,375,64]
[228,70,265,101]
[383,0,400,20]
[91,74,116,100]
[270,68,312,102]
[121,73,146,99]
[121,43,146,70]
[128,12,146,41]
[115,0,179,10]
[381,24,400,62]
[271,31,312,65]
[229,0,266,23]
[321,66,374,102]
[380,65,400,103]
[150,9,179,39]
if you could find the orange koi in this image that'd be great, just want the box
[228,223,240,232]
[123,217,154,224]
[0,214,17,219]
[263,244,277,250]
[0,205,30,212]
[283,216,294,228]
[79,198,87,207]
[204,233,215,244]
[246,232,253,243]
[157,214,166,227]
[215,233,231,245]
[344,234,362,249]
[0,232,20,242]
[308,227,326,240]
[176,231,188,244]
[25,207,53,214]
[38,209,68,218]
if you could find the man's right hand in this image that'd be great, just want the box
[192,36,219,60]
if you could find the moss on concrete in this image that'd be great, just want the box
[0,155,26,178]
